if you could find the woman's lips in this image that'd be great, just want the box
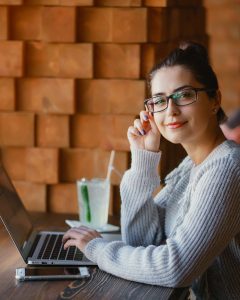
[165,121,187,129]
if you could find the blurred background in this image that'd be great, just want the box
[0,0,239,218]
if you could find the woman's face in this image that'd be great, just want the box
[151,65,219,146]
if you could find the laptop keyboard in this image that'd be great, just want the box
[37,234,83,261]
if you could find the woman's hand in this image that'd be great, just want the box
[62,226,102,252]
[127,111,161,152]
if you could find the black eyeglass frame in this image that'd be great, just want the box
[144,87,216,113]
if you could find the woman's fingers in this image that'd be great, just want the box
[128,111,160,140]
[139,111,150,123]
[133,119,146,136]
[138,111,159,135]
[127,125,142,138]
[62,228,81,244]
[63,227,98,243]
[139,111,152,132]
[148,112,160,134]
[63,226,101,251]
[127,110,161,151]
[63,238,78,250]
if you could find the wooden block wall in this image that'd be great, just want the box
[0,0,207,215]
[204,0,240,113]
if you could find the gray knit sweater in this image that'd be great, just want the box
[85,140,240,299]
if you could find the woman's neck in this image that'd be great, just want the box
[183,128,226,166]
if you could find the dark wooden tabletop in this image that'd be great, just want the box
[0,212,189,300]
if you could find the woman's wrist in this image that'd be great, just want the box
[130,147,161,177]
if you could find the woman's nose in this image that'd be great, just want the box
[166,99,181,116]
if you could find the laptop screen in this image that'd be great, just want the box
[0,165,33,253]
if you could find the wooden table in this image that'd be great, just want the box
[0,212,189,300]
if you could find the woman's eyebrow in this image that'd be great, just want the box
[152,85,193,97]
[173,85,192,92]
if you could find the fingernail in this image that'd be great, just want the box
[143,115,148,121]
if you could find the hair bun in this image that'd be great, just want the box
[179,41,210,64]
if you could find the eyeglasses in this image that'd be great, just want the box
[144,87,216,113]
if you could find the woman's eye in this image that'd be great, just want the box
[154,98,165,105]
[179,91,193,98]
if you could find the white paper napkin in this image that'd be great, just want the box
[65,220,120,233]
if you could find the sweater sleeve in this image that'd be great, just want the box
[84,158,240,288]
[119,147,163,246]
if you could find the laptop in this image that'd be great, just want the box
[0,164,121,266]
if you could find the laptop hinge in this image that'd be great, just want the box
[22,230,39,262]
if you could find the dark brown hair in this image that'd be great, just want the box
[148,41,226,124]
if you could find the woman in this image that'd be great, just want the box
[63,42,240,299]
